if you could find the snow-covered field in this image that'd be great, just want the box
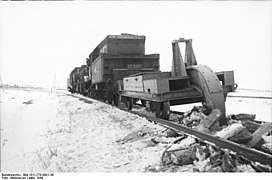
[171,88,272,122]
[1,87,271,172]
[1,88,166,172]
[226,89,271,122]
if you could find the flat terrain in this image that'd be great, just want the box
[1,88,165,172]
[1,87,271,172]
[172,89,272,122]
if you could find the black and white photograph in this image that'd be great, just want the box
[0,0,271,177]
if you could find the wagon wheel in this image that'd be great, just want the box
[145,101,151,112]
[162,101,170,120]
[155,102,161,118]
[141,100,146,106]
[187,65,226,125]
[107,92,113,104]
[133,98,139,104]
[155,101,170,120]
[125,97,133,111]
[113,94,119,106]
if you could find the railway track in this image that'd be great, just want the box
[131,111,272,166]
[66,92,272,168]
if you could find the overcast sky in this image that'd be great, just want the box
[0,1,271,90]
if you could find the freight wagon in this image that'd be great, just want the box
[85,34,161,104]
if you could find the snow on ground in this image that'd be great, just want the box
[1,87,271,172]
[1,88,57,171]
[171,88,272,122]
[226,89,271,122]
[228,88,272,98]
[226,96,271,122]
[1,88,165,172]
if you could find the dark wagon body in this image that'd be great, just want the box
[91,53,160,84]
[68,33,160,103]
[86,34,160,103]
[87,34,160,85]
